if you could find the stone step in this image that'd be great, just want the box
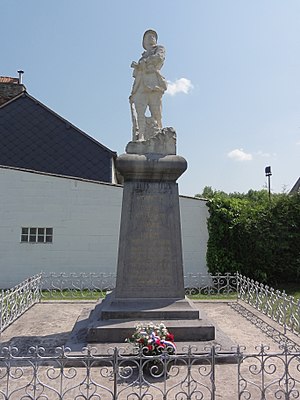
[87,319,215,343]
[98,295,200,320]
[101,309,199,320]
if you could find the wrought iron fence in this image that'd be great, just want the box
[3,272,300,344]
[2,273,300,398]
[0,274,41,334]
[40,272,116,299]
[39,272,300,339]
[40,272,238,299]
[237,274,300,337]
[184,272,237,296]
[0,344,299,399]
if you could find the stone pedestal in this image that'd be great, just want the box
[115,153,187,299]
[85,148,215,343]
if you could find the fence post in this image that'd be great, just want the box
[236,345,243,398]
[211,345,216,400]
[236,272,240,303]
[37,272,43,303]
[282,291,287,335]
[113,347,118,400]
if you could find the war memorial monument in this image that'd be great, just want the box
[72,29,215,345]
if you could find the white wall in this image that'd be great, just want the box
[0,167,209,287]
[179,196,209,274]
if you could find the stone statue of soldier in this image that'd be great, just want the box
[129,29,167,141]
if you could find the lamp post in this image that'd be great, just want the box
[265,166,272,201]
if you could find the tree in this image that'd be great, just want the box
[202,188,300,284]
[195,186,227,199]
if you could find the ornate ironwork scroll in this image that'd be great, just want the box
[40,271,238,299]
[0,274,41,334]
[0,345,220,399]
[237,274,300,337]
[1,345,300,399]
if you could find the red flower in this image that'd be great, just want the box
[166,333,174,342]
[147,344,153,351]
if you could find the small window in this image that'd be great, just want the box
[21,227,29,242]
[38,228,45,242]
[21,227,53,244]
[29,227,37,243]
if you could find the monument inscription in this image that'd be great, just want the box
[115,180,184,298]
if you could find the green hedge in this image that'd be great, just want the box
[200,190,300,284]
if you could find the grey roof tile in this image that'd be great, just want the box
[0,93,116,182]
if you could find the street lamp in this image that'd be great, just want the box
[265,166,272,201]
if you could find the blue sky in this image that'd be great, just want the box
[2,0,299,196]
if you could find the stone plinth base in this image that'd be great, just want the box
[126,127,176,155]
[90,293,200,321]
[70,142,217,345]
[86,293,215,342]
[87,319,215,343]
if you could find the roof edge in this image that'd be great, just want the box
[0,165,204,201]
[290,177,300,194]
[0,91,25,108]
[0,91,117,157]
[179,194,208,202]
[0,164,122,188]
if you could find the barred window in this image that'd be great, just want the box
[21,227,53,243]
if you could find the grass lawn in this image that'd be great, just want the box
[40,290,237,301]
[39,283,300,302]
[41,289,106,301]
[187,293,237,300]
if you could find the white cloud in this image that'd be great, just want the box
[227,148,253,161]
[296,140,300,145]
[166,78,193,96]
